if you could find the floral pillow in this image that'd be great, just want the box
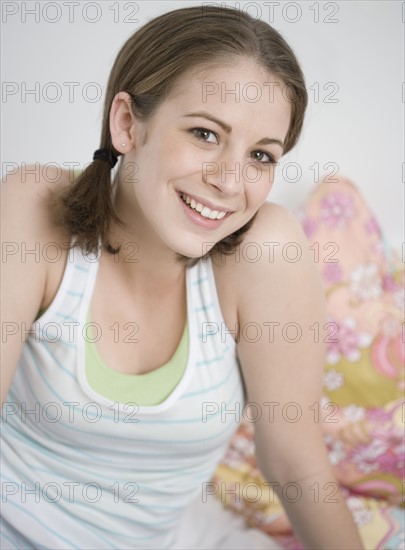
[211,176,404,550]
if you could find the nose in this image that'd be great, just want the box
[202,149,245,197]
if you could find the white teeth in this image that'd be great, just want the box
[180,193,227,220]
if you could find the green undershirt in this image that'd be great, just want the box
[84,308,189,405]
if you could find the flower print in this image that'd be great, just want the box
[232,499,245,512]
[222,448,245,469]
[393,287,404,312]
[364,216,382,237]
[320,192,355,230]
[367,408,391,423]
[349,263,383,301]
[326,317,372,364]
[346,496,363,510]
[323,263,343,284]
[234,436,255,457]
[351,439,388,474]
[346,496,373,527]
[252,511,278,526]
[380,314,402,338]
[302,217,318,238]
[295,207,318,238]
[393,438,405,457]
[323,369,344,391]
[371,238,386,258]
[343,404,365,422]
[382,273,400,292]
[352,507,373,527]
[328,439,346,466]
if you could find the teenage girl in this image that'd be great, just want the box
[1,6,364,549]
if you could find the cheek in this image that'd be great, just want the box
[155,135,203,178]
[134,140,202,208]
[245,178,274,208]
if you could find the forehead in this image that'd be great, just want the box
[162,57,291,140]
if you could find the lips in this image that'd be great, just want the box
[176,191,232,229]
[179,192,227,220]
[177,190,235,214]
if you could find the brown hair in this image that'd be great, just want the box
[49,5,308,266]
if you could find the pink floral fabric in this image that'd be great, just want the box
[211,176,404,549]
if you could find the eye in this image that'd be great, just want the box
[251,150,276,165]
[190,127,218,144]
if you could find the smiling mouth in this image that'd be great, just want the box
[179,192,227,220]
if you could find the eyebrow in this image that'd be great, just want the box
[182,111,284,149]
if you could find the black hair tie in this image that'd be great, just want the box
[93,148,119,168]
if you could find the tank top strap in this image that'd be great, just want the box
[186,255,237,352]
[33,234,101,341]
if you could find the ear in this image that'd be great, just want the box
[109,91,145,154]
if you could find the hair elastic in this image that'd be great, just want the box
[93,148,119,168]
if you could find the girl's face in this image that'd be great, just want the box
[116,58,292,259]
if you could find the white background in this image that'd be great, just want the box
[1,0,404,254]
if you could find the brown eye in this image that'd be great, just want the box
[251,150,276,165]
[191,128,218,144]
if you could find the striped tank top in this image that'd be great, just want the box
[1,235,246,549]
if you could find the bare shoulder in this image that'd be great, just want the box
[240,200,308,252]
[1,165,75,309]
[2,164,74,239]
[212,200,311,296]
[1,165,75,404]
[211,201,318,332]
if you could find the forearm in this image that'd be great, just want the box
[270,467,364,550]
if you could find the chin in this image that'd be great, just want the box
[166,234,218,262]
[173,243,214,261]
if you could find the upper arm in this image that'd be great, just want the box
[1,165,62,405]
[233,202,330,481]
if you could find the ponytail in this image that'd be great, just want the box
[48,154,128,257]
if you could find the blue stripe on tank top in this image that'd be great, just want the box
[22,472,214,515]
[29,336,239,424]
[17,346,213,424]
[1,476,161,544]
[0,532,21,549]
[24,341,240,426]
[66,290,84,298]
[5,376,225,436]
[194,302,213,312]
[6,354,242,438]
[2,466,180,538]
[73,264,89,273]
[6,370,242,444]
[0,479,82,549]
[191,276,208,285]
[6,372,237,436]
[180,361,236,397]
[194,344,233,366]
[0,477,122,547]
[41,341,77,376]
[32,462,215,488]
[2,440,200,515]
[54,312,77,322]
[0,521,50,550]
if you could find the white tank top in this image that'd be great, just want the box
[1,235,246,549]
